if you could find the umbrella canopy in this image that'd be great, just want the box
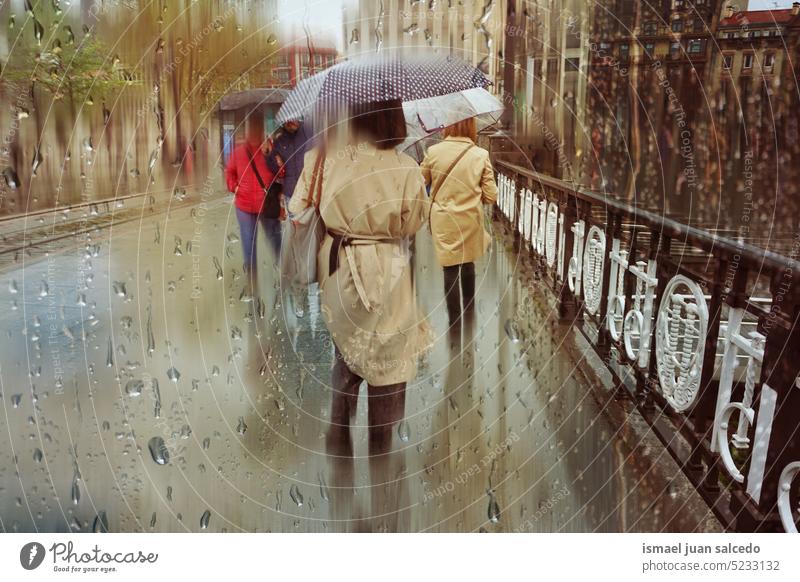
[400,87,503,153]
[276,53,490,124]
[219,88,290,111]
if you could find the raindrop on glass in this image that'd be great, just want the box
[289,484,304,507]
[148,436,169,465]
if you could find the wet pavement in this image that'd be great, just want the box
[0,192,720,532]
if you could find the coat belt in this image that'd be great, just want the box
[327,231,401,313]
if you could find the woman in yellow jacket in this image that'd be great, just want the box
[420,117,498,326]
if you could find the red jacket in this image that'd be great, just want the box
[225,142,277,213]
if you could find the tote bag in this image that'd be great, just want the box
[281,150,326,287]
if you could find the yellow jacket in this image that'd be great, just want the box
[420,136,498,267]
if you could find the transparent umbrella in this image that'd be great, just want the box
[400,87,504,160]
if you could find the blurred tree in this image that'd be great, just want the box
[3,36,136,103]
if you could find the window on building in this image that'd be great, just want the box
[619,43,630,60]
[687,39,704,54]
[670,42,681,59]
[743,53,753,69]
[722,54,733,70]
[643,21,657,35]
[671,20,684,33]
[764,52,775,70]
[693,18,705,32]
[644,42,655,57]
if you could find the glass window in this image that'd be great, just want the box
[743,53,753,69]
[671,20,684,32]
[723,54,733,69]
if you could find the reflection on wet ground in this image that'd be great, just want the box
[0,194,720,532]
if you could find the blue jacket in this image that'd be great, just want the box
[269,123,314,200]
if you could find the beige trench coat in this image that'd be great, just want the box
[289,143,430,386]
[420,136,499,267]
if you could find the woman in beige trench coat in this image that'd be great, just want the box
[288,99,430,455]
[420,117,498,326]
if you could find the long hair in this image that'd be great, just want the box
[443,117,477,142]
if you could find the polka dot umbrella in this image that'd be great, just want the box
[276,52,491,124]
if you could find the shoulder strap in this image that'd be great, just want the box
[307,149,326,210]
[247,148,268,192]
[430,143,474,207]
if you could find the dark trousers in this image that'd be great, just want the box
[329,350,406,456]
[443,262,475,324]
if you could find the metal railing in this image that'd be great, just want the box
[494,159,800,533]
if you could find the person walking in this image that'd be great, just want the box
[224,113,282,285]
[270,119,316,317]
[288,99,429,456]
[420,117,498,327]
[269,119,313,203]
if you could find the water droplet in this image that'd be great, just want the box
[106,336,114,367]
[33,448,43,462]
[148,436,169,465]
[397,420,410,442]
[112,281,127,298]
[31,147,43,176]
[212,257,223,280]
[125,379,144,397]
[152,379,162,419]
[167,367,180,382]
[318,473,330,502]
[200,509,211,529]
[236,416,247,435]
[146,307,155,355]
[71,478,80,505]
[504,319,521,343]
[487,491,500,523]
[2,167,19,189]
[33,18,44,43]
[289,484,304,507]
[92,510,109,533]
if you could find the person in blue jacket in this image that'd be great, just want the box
[268,119,314,204]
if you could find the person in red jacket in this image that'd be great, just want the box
[225,114,282,279]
